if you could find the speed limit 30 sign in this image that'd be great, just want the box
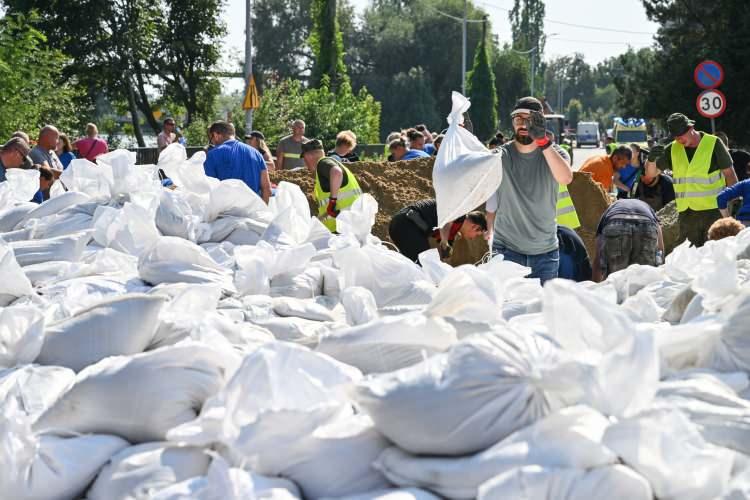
[696,89,726,119]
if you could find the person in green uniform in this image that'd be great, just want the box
[301,139,363,232]
[644,113,737,247]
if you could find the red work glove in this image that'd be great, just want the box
[326,198,340,218]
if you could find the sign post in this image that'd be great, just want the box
[694,60,725,133]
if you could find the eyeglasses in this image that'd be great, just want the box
[512,116,530,126]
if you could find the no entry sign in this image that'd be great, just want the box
[694,60,724,89]
[696,89,726,119]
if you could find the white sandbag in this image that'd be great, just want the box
[355,328,587,455]
[340,286,378,325]
[198,215,268,245]
[36,294,166,372]
[234,241,317,296]
[317,312,457,374]
[9,230,90,266]
[433,92,502,226]
[5,167,41,203]
[425,265,503,324]
[167,342,360,458]
[253,316,334,347]
[87,442,211,500]
[604,264,666,303]
[270,267,324,298]
[0,305,45,368]
[151,456,301,500]
[656,372,750,454]
[156,189,201,241]
[418,249,453,285]
[263,414,391,499]
[323,488,441,500]
[335,194,379,245]
[206,179,268,222]
[0,202,36,232]
[543,279,659,417]
[0,401,129,500]
[35,343,229,443]
[23,247,138,288]
[334,243,429,307]
[139,236,235,292]
[273,296,336,321]
[477,465,653,500]
[18,190,92,226]
[707,290,750,373]
[58,158,115,201]
[320,263,344,298]
[374,405,616,499]
[602,407,734,500]
[692,238,742,310]
[93,201,161,256]
[0,238,33,305]
[25,204,95,240]
[0,364,74,420]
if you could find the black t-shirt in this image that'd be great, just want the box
[316,157,349,193]
[407,199,439,231]
[634,173,676,212]
[327,149,360,163]
[730,149,750,182]
[557,225,592,282]
[597,199,658,235]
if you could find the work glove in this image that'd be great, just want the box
[438,240,453,261]
[326,198,340,218]
[529,111,550,148]
[647,145,665,163]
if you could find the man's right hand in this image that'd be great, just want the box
[647,145,665,163]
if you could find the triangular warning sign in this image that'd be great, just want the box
[242,74,261,110]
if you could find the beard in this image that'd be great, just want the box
[514,130,533,145]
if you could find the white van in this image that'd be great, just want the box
[576,122,600,147]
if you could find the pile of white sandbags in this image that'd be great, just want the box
[2,142,750,499]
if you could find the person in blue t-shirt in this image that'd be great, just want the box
[718,178,750,226]
[389,138,430,161]
[407,128,436,156]
[204,121,272,203]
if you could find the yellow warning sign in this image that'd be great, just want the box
[242,75,261,110]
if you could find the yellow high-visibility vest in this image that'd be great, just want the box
[557,183,581,229]
[313,159,363,232]
[671,133,723,212]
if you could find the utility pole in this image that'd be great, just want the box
[462,0,468,94]
[530,50,535,98]
[244,0,254,133]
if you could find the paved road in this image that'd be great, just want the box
[572,145,605,171]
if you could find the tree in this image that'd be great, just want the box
[466,20,498,141]
[381,67,441,135]
[509,0,545,95]
[0,13,87,139]
[493,46,529,130]
[566,98,583,129]
[309,0,346,89]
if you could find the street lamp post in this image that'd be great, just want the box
[244,0,254,133]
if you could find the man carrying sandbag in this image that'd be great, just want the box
[389,199,487,262]
[301,139,363,232]
[485,97,573,283]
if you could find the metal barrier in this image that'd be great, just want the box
[129,144,387,164]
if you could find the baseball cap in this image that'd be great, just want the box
[511,96,544,116]
[666,113,695,138]
[244,130,265,140]
[301,139,324,155]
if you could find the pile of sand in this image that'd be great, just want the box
[568,171,612,261]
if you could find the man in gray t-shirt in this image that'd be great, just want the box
[276,119,307,170]
[485,97,573,283]
[29,125,64,172]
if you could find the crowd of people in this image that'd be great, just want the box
[3,102,749,286]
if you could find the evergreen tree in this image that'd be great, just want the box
[309,0,346,90]
[466,19,498,141]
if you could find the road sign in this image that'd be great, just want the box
[242,74,261,111]
[694,60,724,89]
[696,89,726,119]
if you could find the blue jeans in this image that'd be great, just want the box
[492,244,560,284]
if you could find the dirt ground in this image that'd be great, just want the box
[271,160,614,266]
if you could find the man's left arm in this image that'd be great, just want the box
[543,146,573,185]
[715,138,738,187]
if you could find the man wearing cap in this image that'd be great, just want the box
[244,130,274,170]
[301,139,363,232]
[0,137,32,182]
[276,119,307,170]
[484,96,573,284]
[204,120,272,203]
[645,113,736,247]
